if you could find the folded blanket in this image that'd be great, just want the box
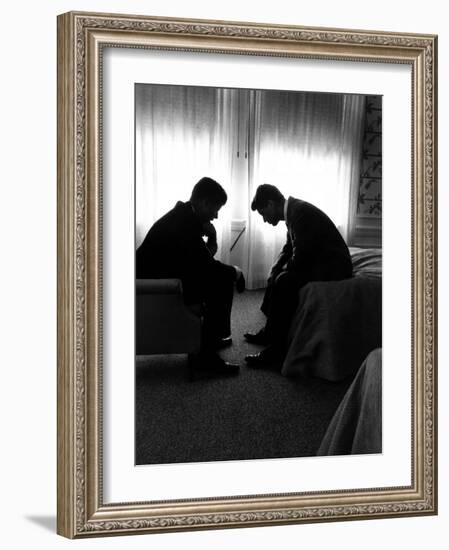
[282,276,382,381]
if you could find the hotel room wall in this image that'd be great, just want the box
[352,95,382,247]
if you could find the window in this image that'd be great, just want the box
[136,84,366,287]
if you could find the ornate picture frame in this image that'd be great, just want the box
[57,11,437,538]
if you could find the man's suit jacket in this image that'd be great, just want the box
[272,197,352,284]
[136,201,235,303]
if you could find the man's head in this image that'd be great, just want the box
[251,184,286,226]
[190,177,227,223]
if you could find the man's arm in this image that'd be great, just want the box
[202,221,218,257]
[200,222,245,292]
[285,211,316,273]
[183,226,238,282]
[268,232,292,281]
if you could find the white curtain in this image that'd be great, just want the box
[247,90,365,288]
[136,85,365,284]
[135,84,238,264]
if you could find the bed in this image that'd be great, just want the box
[317,347,382,455]
[281,247,382,382]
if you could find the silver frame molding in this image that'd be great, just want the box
[57,11,438,538]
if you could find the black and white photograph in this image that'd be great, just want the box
[134,83,383,466]
[53,6,437,541]
[2,0,444,544]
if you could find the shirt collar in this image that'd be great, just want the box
[284,197,290,223]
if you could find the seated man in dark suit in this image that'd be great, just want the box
[245,184,353,367]
[136,177,245,375]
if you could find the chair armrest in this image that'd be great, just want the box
[135,278,202,355]
[136,278,183,295]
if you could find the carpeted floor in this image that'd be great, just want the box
[135,289,351,465]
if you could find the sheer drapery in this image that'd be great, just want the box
[135,84,237,264]
[136,85,365,285]
[247,91,365,288]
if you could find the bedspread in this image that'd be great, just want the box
[349,247,382,279]
[282,276,382,381]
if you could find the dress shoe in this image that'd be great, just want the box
[245,346,284,368]
[212,336,233,350]
[244,327,270,345]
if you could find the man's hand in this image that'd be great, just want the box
[267,266,283,286]
[202,222,218,256]
[267,265,290,286]
[202,221,217,239]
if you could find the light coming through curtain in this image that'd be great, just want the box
[136,85,365,288]
[135,84,238,264]
[247,90,365,288]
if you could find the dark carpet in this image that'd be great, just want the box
[135,290,351,465]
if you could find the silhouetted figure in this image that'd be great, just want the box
[137,177,245,375]
[245,184,352,368]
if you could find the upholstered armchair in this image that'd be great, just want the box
[135,279,202,356]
